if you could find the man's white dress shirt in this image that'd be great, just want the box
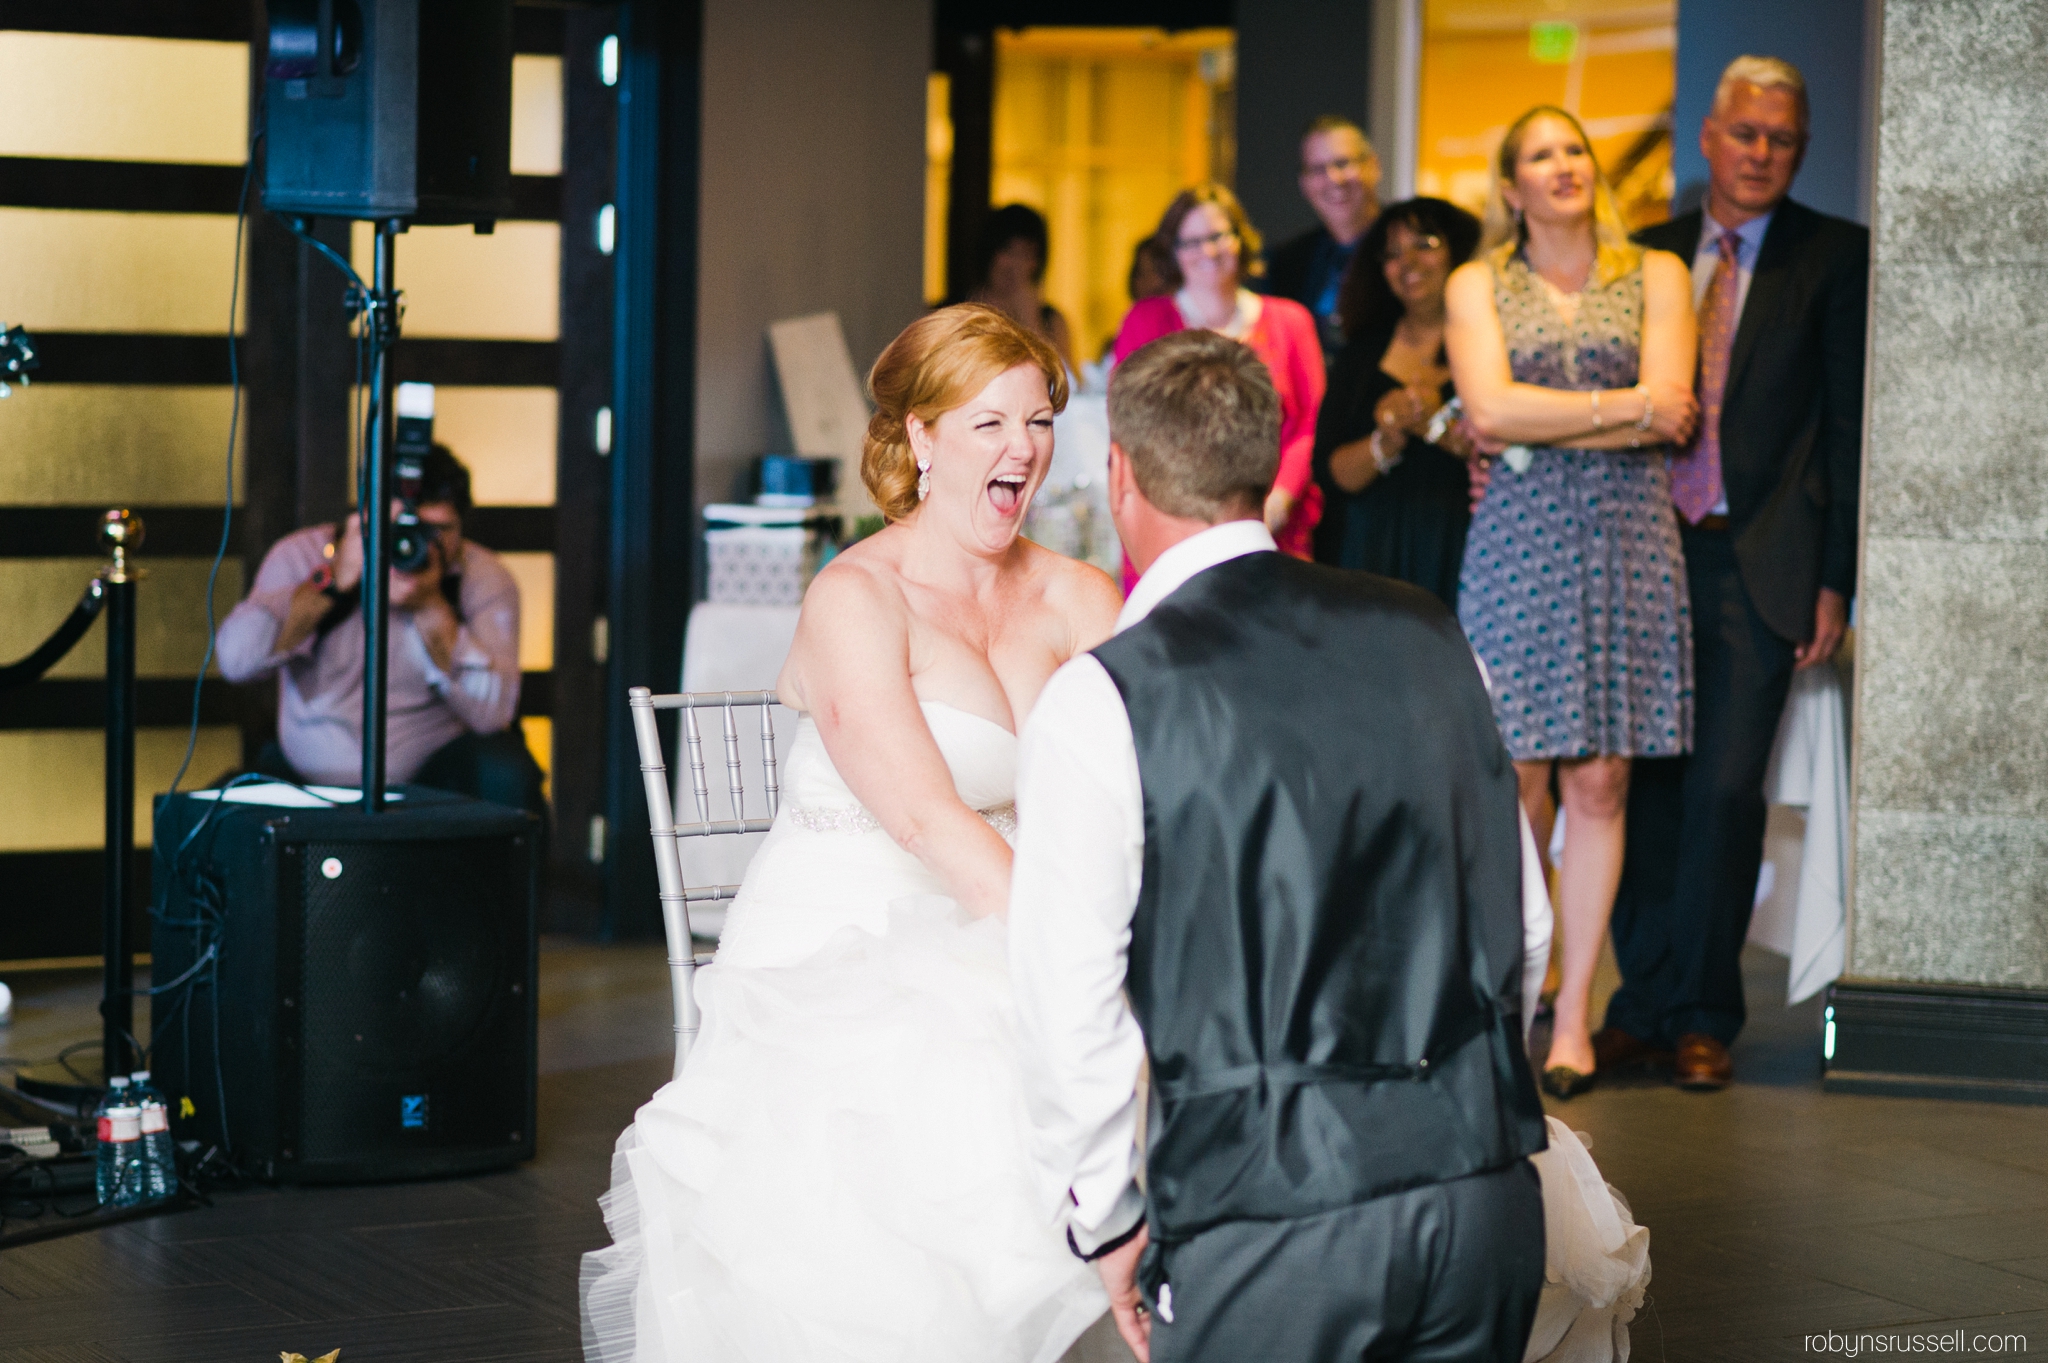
[1008,520,1554,1253]
[1689,207,1774,518]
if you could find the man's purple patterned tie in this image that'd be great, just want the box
[1670,230,1742,524]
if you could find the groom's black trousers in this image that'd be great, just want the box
[1147,1162,1544,1362]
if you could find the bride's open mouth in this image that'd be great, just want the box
[987,474,1027,516]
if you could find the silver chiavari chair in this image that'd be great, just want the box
[627,685,786,1079]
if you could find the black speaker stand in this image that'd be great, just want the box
[360,218,404,813]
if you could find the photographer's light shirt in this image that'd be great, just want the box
[216,523,522,784]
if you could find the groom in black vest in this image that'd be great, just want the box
[1009,330,1548,1361]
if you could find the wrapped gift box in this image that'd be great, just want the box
[704,504,839,605]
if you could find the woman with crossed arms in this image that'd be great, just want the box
[1446,105,1699,1098]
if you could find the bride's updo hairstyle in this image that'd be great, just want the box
[862,303,1069,522]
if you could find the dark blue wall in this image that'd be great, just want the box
[1235,1,1374,248]
[1671,0,1872,225]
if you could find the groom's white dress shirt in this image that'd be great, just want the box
[1009,518,1554,1254]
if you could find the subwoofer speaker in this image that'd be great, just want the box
[261,0,514,225]
[150,787,538,1183]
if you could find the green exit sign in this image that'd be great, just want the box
[1530,21,1579,63]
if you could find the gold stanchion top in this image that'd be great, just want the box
[102,509,145,583]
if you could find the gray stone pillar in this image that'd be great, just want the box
[1830,0,2048,1101]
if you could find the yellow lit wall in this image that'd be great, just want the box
[1417,1,1675,230]
[0,32,248,163]
[0,36,567,873]
[0,31,256,871]
[924,72,953,305]
[990,27,1236,365]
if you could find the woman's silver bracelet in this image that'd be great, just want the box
[1590,389,1604,431]
[1371,429,1403,475]
[1635,383,1654,432]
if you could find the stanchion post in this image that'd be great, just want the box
[101,509,143,1081]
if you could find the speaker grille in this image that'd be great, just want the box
[296,834,529,1168]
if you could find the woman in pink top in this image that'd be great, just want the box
[1113,184,1327,563]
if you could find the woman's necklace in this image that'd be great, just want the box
[1535,273,1583,328]
[1176,286,1250,336]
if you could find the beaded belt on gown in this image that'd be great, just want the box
[784,801,1018,840]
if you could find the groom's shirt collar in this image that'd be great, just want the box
[1117,518,1276,632]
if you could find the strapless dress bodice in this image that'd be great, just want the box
[714,700,1019,968]
[781,699,1018,816]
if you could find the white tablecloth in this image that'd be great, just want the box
[1748,658,1852,1003]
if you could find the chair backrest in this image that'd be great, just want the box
[627,686,785,1078]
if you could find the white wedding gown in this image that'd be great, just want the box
[579,701,1650,1363]
[580,702,1108,1363]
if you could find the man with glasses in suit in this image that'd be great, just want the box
[1263,115,1381,366]
[1599,55,1869,1091]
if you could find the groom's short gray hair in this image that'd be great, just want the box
[1108,330,1282,521]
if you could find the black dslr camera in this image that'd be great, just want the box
[390,382,438,574]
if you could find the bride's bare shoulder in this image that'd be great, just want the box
[800,531,910,626]
[1015,541,1122,651]
[778,532,915,708]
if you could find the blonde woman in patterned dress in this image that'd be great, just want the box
[1444,106,1700,1098]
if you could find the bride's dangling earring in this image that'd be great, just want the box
[916,457,931,502]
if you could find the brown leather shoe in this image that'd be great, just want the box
[1591,1027,1673,1073]
[1674,1033,1734,1090]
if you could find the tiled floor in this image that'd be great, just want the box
[0,942,2042,1360]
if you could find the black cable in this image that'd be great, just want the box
[56,1040,103,1087]
[167,126,262,796]
[0,578,105,692]
[0,1040,101,1074]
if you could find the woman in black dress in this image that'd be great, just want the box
[1310,197,1482,607]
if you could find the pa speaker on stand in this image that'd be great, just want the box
[263,0,514,228]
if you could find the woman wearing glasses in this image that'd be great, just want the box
[1111,183,1326,562]
[1309,197,1482,608]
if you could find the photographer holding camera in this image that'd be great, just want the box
[216,443,544,821]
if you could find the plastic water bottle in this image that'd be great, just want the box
[129,1071,175,1202]
[104,1104,145,1207]
[93,1075,131,1205]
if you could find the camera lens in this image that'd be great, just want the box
[390,510,434,574]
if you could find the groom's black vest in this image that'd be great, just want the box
[1093,552,1546,1245]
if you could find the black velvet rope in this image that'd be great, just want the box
[0,577,105,692]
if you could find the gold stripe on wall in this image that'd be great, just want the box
[0,385,244,506]
[0,33,248,165]
[498,552,556,673]
[429,387,560,505]
[0,727,242,852]
[0,558,243,679]
[350,221,561,340]
[0,208,245,334]
[520,716,552,799]
[511,55,564,176]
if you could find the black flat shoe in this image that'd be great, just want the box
[1541,1065,1596,1099]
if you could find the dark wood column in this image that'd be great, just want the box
[547,5,623,933]
[936,21,993,303]
[601,0,701,939]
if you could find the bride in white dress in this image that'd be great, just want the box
[581,304,1124,1363]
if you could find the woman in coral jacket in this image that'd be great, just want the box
[1111,183,1327,570]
